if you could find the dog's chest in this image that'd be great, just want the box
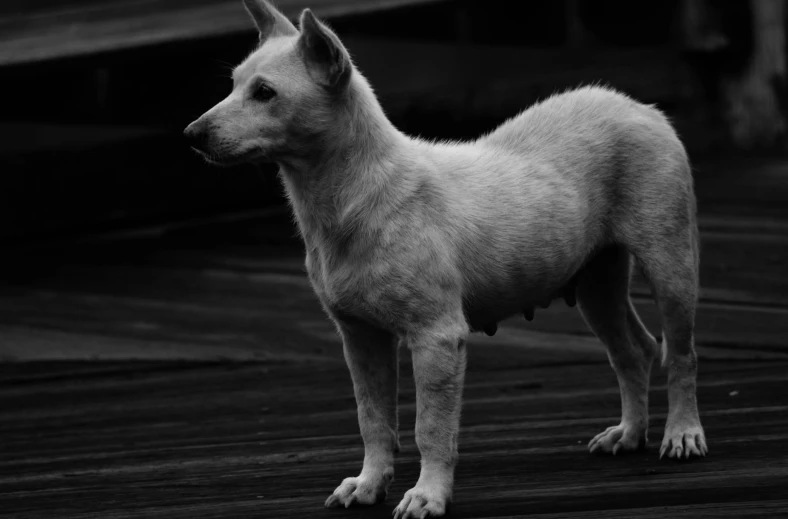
[307,252,344,303]
[304,246,447,330]
[305,246,366,314]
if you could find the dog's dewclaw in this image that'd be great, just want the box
[483,323,497,336]
[524,308,535,321]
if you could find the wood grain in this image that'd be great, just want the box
[2,359,787,518]
[1,157,788,517]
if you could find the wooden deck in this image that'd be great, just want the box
[1,156,788,517]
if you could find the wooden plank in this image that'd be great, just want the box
[1,359,787,518]
[694,158,788,221]
[0,0,449,67]
[1,270,786,362]
[2,155,787,362]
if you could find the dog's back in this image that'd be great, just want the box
[399,86,693,329]
[480,86,693,233]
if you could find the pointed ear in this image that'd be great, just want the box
[243,0,297,42]
[297,9,352,92]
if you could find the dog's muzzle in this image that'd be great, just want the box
[183,120,211,155]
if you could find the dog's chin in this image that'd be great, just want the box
[192,147,269,167]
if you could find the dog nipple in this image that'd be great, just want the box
[483,323,497,336]
[523,308,534,321]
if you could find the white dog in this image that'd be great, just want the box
[185,2,708,517]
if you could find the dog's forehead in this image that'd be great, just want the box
[233,37,300,85]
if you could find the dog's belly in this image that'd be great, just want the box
[459,234,592,332]
[307,202,598,334]
[462,269,576,331]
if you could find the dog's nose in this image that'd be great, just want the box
[183,121,209,152]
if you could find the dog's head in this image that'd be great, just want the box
[184,0,353,166]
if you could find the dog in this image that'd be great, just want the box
[184,1,708,517]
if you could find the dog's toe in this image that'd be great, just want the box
[660,424,707,460]
[326,475,387,508]
[325,494,342,508]
[588,422,646,455]
[393,485,448,519]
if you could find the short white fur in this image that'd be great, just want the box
[185,2,709,517]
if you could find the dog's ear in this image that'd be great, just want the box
[243,0,297,42]
[297,9,352,92]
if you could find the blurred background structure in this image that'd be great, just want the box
[1,1,787,518]
[1,0,787,240]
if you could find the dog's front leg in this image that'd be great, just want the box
[325,320,399,508]
[394,317,468,519]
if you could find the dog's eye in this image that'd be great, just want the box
[252,84,276,102]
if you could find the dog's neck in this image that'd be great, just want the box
[276,73,407,254]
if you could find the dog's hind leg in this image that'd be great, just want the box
[325,320,399,508]
[580,245,659,455]
[630,222,708,459]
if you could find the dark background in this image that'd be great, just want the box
[0,0,768,244]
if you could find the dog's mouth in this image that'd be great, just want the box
[191,147,267,167]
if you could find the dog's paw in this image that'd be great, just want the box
[325,471,392,509]
[660,423,708,459]
[392,485,448,519]
[588,422,646,455]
